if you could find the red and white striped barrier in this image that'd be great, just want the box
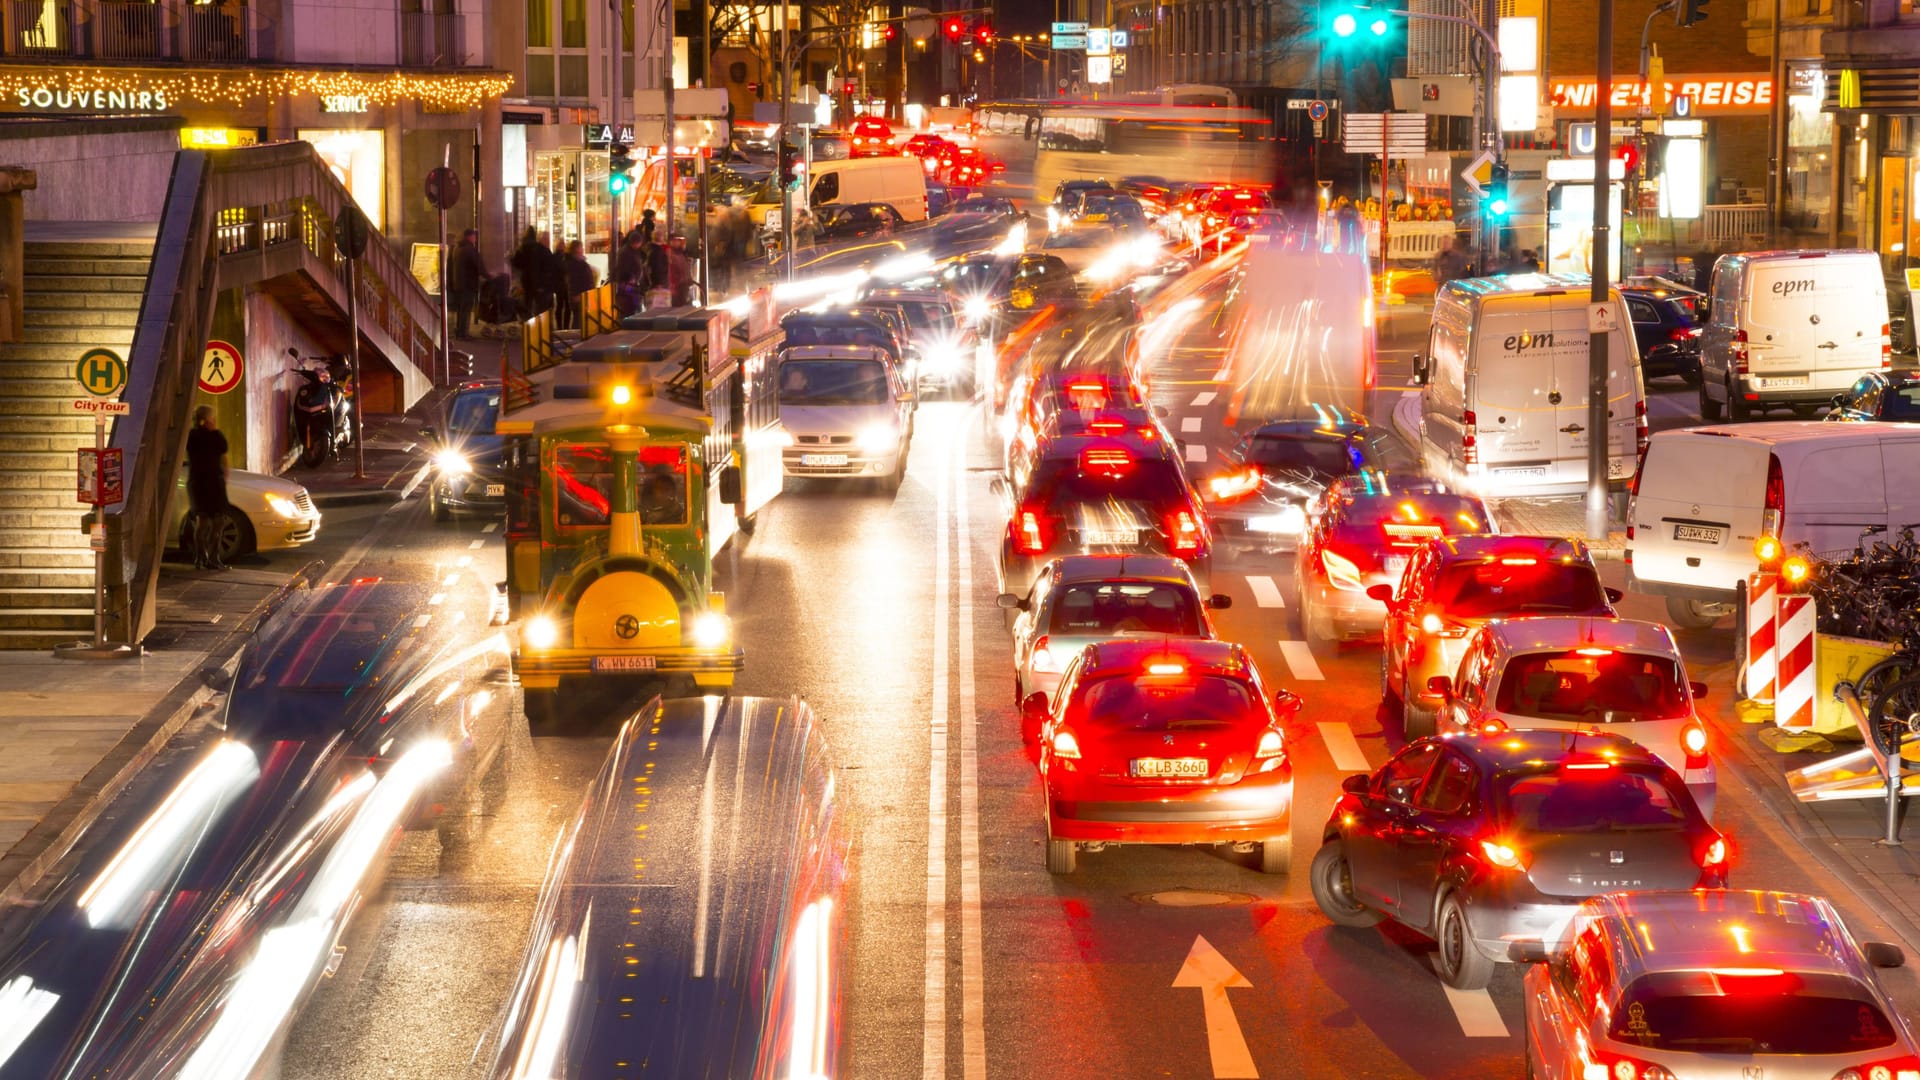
[1773,594,1817,729]
[1743,571,1778,703]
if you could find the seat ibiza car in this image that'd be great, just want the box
[1522,890,1918,1080]
[1034,638,1300,875]
[1309,730,1727,989]
[1428,616,1717,815]
[1376,535,1618,737]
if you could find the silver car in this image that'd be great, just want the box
[1522,890,1917,1080]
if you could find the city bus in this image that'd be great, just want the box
[499,293,783,725]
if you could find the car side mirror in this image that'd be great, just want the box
[1605,587,1624,604]
[1507,941,1552,965]
[1410,353,1429,386]
[719,464,743,506]
[1864,941,1906,969]
[1426,675,1453,698]
[198,666,232,692]
[1153,405,1170,419]
[996,592,1026,610]
[1366,584,1394,603]
[1020,691,1050,725]
[1341,773,1369,794]
[1689,680,1709,699]
[1273,689,1303,718]
[1206,594,1232,610]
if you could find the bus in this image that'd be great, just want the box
[499,291,784,725]
[1028,102,1278,201]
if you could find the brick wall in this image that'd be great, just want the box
[1542,0,1765,82]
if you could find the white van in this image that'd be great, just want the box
[1413,275,1646,498]
[775,345,915,491]
[807,157,928,222]
[1698,249,1891,421]
[1626,421,1920,627]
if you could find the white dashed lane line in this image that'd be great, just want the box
[482,521,499,533]
[1442,986,1511,1038]
[1190,391,1217,407]
[1278,640,1324,681]
[1185,443,1208,464]
[1316,722,1370,772]
[469,539,485,549]
[1180,416,1202,433]
[1245,575,1285,608]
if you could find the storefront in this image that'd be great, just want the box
[1547,72,1775,212]
[1782,63,1835,237]
[519,124,618,280]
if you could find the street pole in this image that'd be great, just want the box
[437,203,450,387]
[780,25,794,278]
[1587,0,1614,540]
[664,76,676,246]
[698,150,710,302]
[348,249,365,479]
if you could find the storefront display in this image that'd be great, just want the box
[298,128,385,230]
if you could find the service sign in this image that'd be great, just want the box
[1549,74,1773,116]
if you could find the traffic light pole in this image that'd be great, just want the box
[1587,0,1614,540]
[1380,6,1502,269]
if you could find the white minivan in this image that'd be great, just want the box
[808,157,928,221]
[1413,275,1646,498]
[1697,249,1891,422]
[1626,421,1920,627]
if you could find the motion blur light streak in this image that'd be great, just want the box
[307,739,453,913]
[788,897,834,1080]
[0,975,58,1070]
[76,739,258,930]
[511,928,584,1080]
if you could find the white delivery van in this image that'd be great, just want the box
[1698,249,1891,421]
[1626,421,1920,627]
[1413,275,1646,498]
[808,157,929,222]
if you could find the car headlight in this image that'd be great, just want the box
[265,494,300,518]
[964,296,990,322]
[523,614,560,651]
[435,448,472,475]
[688,610,730,650]
[856,425,899,453]
[774,429,797,447]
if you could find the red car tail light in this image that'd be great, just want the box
[1732,328,1750,375]
[1681,722,1709,764]
[1479,838,1526,870]
[1635,398,1649,461]
[1462,410,1478,466]
[1167,510,1203,557]
[1419,612,1469,638]
[1700,835,1728,868]
[1254,729,1284,760]
[1031,634,1062,673]
[1476,718,1508,734]
[1763,452,1786,537]
[1014,509,1049,554]
[1051,728,1082,759]
[1081,447,1133,473]
[1321,549,1363,590]
[1207,466,1262,502]
[1582,1048,1678,1080]
[1835,1056,1920,1080]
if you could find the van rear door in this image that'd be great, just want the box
[1744,254,1886,392]
[1468,303,1566,493]
[1628,430,1767,594]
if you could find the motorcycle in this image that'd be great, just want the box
[289,348,352,467]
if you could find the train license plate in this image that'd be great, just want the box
[1131,757,1208,779]
[801,453,849,467]
[1081,529,1140,547]
[1755,376,1808,389]
[593,655,658,672]
[484,483,505,497]
[1672,523,1724,545]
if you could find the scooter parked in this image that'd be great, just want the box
[289,348,351,467]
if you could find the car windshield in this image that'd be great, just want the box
[1494,649,1690,722]
[782,323,897,355]
[892,302,953,331]
[1027,456,1190,510]
[1498,766,1691,834]
[1431,558,1606,618]
[1884,385,1920,419]
[1050,581,1201,636]
[1610,971,1897,1054]
[446,390,500,435]
[1246,434,1363,474]
[1074,673,1256,731]
[1340,494,1489,534]
[778,359,891,405]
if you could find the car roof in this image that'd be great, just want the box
[1081,637,1248,679]
[1432,533,1591,563]
[1580,890,1870,983]
[1046,554,1197,587]
[1327,473,1459,500]
[1247,415,1371,438]
[864,288,951,305]
[1436,727,1664,772]
[1480,615,1679,657]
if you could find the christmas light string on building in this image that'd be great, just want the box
[0,68,514,111]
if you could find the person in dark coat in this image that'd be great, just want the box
[449,229,485,338]
[185,405,230,570]
[542,232,570,327]
[563,239,596,327]
[614,230,651,316]
[510,227,553,320]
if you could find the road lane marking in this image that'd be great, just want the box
[1190,391,1218,407]
[1245,575,1285,608]
[1185,443,1208,464]
[482,521,498,533]
[1181,416,1203,433]
[400,463,431,500]
[1173,936,1259,1078]
[428,592,446,606]
[1442,985,1511,1038]
[1318,722,1370,773]
[1278,640,1324,681]
[410,614,431,630]
[443,573,460,587]
[469,539,484,550]
[953,424,986,1078]
[923,421,952,1080]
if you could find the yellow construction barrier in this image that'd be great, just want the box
[1812,634,1900,737]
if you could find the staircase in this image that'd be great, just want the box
[0,237,150,647]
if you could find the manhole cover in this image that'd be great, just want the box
[1131,888,1256,908]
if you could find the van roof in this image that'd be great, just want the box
[1439,272,1603,299]
[1720,248,1875,264]
[1662,419,1920,448]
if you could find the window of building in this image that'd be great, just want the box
[527,0,550,47]
[1782,77,1833,233]
[561,0,585,46]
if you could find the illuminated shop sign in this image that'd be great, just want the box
[1548,75,1773,114]
[13,87,169,111]
[321,95,370,113]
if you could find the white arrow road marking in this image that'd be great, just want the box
[1190,391,1218,407]
[1181,416,1203,433]
[1442,985,1511,1038]
[1245,575,1285,608]
[1276,640,1323,681]
[468,539,485,550]
[1317,722,1371,773]
[1185,443,1208,464]
[1173,935,1258,1078]
[482,521,498,533]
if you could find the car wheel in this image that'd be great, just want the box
[1727,378,1753,422]
[1309,840,1383,927]
[430,483,451,523]
[216,507,254,562]
[1524,1035,1538,1080]
[1665,595,1727,630]
[1046,835,1077,874]
[1259,836,1291,876]
[1403,698,1438,740]
[1380,646,1401,708]
[1699,378,1723,422]
[1434,891,1494,990]
[523,687,562,733]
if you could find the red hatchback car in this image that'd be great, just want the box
[1030,639,1301,875]
[849,117,897,157]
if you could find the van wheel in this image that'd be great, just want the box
[1665,596,1727,630]
[1699,379,1723,421]
[1727,379,1753,421]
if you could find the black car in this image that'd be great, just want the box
[424,380,504,521]
[1309,729,1727,990]
[1620,285,1703,385]
[1827,370,1920,422]
[815,201,906,241]
[779,309,908,365]
[1198,412,1386,551]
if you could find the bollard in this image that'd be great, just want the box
[1743,570,1778,702]
[1773,594,1817,729]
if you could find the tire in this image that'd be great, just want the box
[1867,675,1920,759]
[1665,595,1726,630]
[1699,378,1723,422]
[1728,378,1753,422]
[1259,836,1292,876]
[200,507,253,563]
[1403,698,1438,740]
[1309,840,1383,927]
[737,511,758,537]
[300,428,326,468]
[1045,836,1077,874]
[430,483,451,523]
[1380,647,1402,709]
[1434,891,1494,990]
[523,687,562,732]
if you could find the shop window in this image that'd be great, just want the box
[1782,85,1833,232]
[527,0,550,47]
[560,55,589,97]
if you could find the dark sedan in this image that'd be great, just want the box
[1827,369,1920,422]
[1621,285,1702,385]
[816,201,906,241]
[1198,412,1385,551]
[424,380,504,521]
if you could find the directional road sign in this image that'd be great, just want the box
[1461,149,1496,196]
[74,348,126,397]
[1051,33,1086,49]
[1342,113,1426,157]
[1051,20,1087,34]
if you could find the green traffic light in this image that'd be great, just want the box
[610,174,630,194]
[1331,11,1357,36]
[1368,16,1388,35]
[1488,197,1509,217]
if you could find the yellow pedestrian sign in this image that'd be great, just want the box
[75,348,126,397]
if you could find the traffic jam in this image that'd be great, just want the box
[2,97,1919,1080]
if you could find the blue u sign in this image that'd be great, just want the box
[1568,122,1597,157]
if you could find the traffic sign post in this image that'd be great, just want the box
[424,167,459,391]
[336,204,371,477]
[1343,114,1426,265]
[65,349,129,657]
[198,340,244,395]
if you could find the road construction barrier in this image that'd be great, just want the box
[1786,680,1914,842]
[1742,571,1777,703]
[1774,594,1817,729]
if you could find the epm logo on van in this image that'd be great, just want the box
[1503,330,1556,353]
[1770,278,1817,296]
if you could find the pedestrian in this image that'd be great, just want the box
[667,235,693,306]
[1433,236,1469,285]
[792,207,819,249]
[1517,248,1541,273]
[186,405,230,571]
[614,229,652,316]
[510,227,553,321]
[449,228,485,339]
[542,231,569,327]
[563,239,595,327]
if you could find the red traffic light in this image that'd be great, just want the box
[1616,140,1641,173]
[883,23,896,39]
[945,18,963,38]
[977,23,992,40]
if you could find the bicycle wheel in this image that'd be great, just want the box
[1855,653,1918,714]
[1867,675,1920,759]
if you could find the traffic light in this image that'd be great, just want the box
[778,141,802,188]
[1616,139,1642,176]
[977,22,992,41]
[1328,4,1390,39]
[883,23,896,40]
[608,146,634,195]
[944,17,963,40]
[1485,161,1510,221]
[1676,0,1709,26]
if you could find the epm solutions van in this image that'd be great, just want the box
[1413,275,1646,498]
[1697,249,1892,422]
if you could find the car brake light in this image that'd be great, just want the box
[1082,447,1133,472]
[1015,510,1048,554]
[1701,836,1728,867]
[1067,379,1106,393]
[1763,453,1786,538]
[1682,722,1709,760]
[1581,1049,1678,1080]
[1168,510,1203,557]
[1477,718,1508,734]
[1835,1056,1920,1080]
[1732,328,1750,375]
[1479,839,1526,869]
[1146,662,1185,675]
[1031,635,1061,674]
[1635,398,1649,462]
[1321,549,1363,590]
[1051,728,1081,759]
[1462,410,1478,466]
[1883,323,1894,368]
[1420,613,1441,633]
[1254,729,1284,760]
[1499,556,1538,566]
[1575,647,1613,656]
[1087,418,1127,434]
[1207,466,1263,501]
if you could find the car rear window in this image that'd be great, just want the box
[1610,971,1897,1054]
[1051,582,1201,636]
[1664,294,1701,320]
[1885,385,1920,420]
[1498,767,1690,834]
[1247,434,1363,475]
[1494,649,1690,722]
[1028,457,1190,509]
[1340,494,1490,535]
[1430,559,1606,618]
[1075,673,1256,731]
